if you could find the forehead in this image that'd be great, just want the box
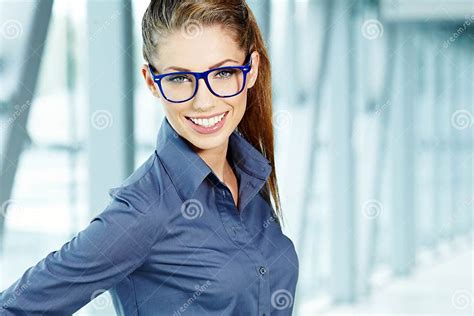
[155,25,245,72]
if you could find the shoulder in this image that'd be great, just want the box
[92,152,169,245]
[107,151,166,213]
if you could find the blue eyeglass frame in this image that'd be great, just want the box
[147,53,252,103]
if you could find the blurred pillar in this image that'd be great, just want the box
[388,23,416,275]
[469,35,474,233]
[327,0,356,303]
[465,36,474,231]
[246,0,271,43]
[287,0,301,105]
[356,0,384,298]
[86,0,135,216]
[277,0,297,108]
[425,28,438,246]
[445,42,460,238]
[433,29,444,245]
[0,0,54,249]
[294,0,334,312]
[266,0,297,108]
[441,30,454,241]
[450,38,463,236]
[460,35,473,234]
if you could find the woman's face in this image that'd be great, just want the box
[141,24,260,151]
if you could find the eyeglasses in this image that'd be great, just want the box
[147,53,252,103]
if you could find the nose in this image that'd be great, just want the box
[192,77,215,111]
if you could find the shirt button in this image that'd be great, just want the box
[258,266,266,275]
[222,190,226,197]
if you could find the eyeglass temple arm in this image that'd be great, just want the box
[147,63,160,81]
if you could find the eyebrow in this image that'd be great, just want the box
[163,58,240,72]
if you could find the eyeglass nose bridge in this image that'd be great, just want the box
[191,71,215,98]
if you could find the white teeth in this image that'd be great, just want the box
[190,112,226,127]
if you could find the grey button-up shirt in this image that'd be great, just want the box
[1,117,299,315]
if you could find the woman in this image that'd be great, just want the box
[0,0,299,315]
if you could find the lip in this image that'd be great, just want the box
[184,111,229,135]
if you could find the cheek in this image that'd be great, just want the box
[227,97,247,126]
[161,103,173,119]
[229,93,247,114]
[161,103,188,129]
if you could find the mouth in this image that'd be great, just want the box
[184,111,229,135]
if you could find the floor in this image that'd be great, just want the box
[299,236,473,316]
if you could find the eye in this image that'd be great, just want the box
[214,69,236,79]
[165,74,192,84]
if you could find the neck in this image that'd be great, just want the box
[192,139,230,182]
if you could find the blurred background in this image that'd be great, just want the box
[0,0,473,315]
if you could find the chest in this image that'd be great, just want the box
[135,188,299,312]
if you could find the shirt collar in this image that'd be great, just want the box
[155,117,272,201]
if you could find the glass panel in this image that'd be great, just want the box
[208,68,245,96]
[161,73,196,102]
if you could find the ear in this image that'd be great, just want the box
[247,51,260,89]
[141,64,161,99]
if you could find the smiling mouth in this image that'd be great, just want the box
[185,111,229,128]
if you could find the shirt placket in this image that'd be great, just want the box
[215,182,271,316]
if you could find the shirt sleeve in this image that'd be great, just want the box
[0,188,158,315]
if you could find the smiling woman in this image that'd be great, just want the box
[0,1,299,315]
[140,1,279,195]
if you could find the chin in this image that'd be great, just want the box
[186,130,230,151]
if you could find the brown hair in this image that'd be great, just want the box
[141,0,284,227]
